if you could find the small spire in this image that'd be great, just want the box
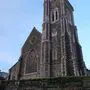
[33,26,37,30]
[32,26,39,32]
[33,26,36,29]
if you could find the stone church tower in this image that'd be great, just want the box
[40,0,86,77]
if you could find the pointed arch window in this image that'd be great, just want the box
[51,8,59,23]
[25,49,37,74]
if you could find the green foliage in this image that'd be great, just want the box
[1,76,90,89]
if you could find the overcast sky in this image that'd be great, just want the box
[0,0,90,72]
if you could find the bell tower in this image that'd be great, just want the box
[40,0,86,77]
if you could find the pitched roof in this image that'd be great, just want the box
[21,27,42,53]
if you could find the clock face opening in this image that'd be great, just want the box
[29,36,37,45]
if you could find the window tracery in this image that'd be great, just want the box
[25,49,37,74]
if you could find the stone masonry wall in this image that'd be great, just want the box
[1,77,90,90]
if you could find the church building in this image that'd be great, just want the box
[9,0,87,80]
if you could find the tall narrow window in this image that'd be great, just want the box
[56,11,58,20]
[52,12,54,22]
